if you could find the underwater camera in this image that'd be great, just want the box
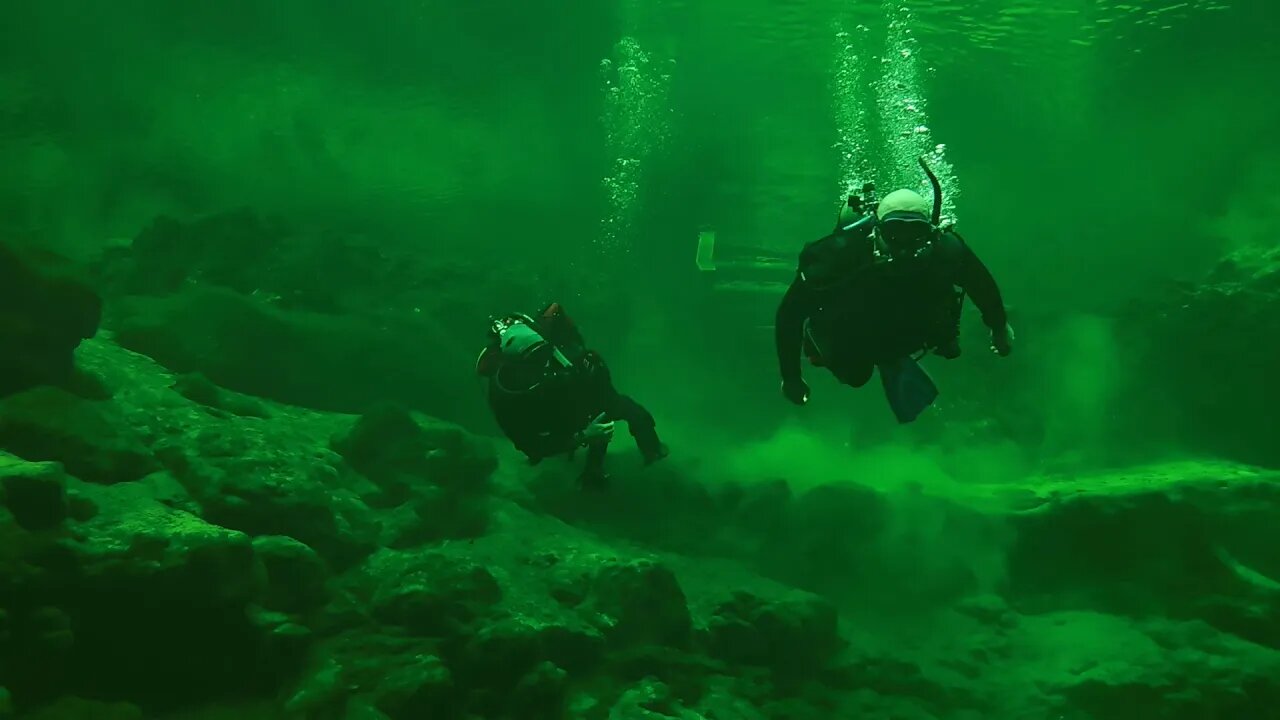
[838,181,879,234]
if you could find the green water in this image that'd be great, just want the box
[3,1,1280,718]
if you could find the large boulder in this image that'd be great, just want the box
[1121,246,1280,465]
[705,590,842,685]
[360,549,503,638]
[331,405,497,544]
[0,241,102,399]
[0,473,284,713]
[0,388,159,485]
[108,285,485,427]
[104,209,549,328]
[253,535,331,614]
[586,559,692,649]
[157,422,381,570]
[1003,462,1280,647]
[106,209,291,299]
[1024,613,1280,720]
[0,456,69,531]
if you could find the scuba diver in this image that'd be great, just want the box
[476,302,668,489]
[775,158,1014,423]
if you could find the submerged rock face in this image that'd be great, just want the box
[109,285,485,427]
[1123,247,1280,466]
[0,241,102,399]
[98,208,557,431]
[253,535,331,614]
[706,590,841,683]
[1004,462,1280,650]
[587,559,693,649]
[363,549,503,637]
[0,388,159,485]
[0,472,278,711]
[0,457,69,531]
[7,334,1280,720]
[331,405,497,544]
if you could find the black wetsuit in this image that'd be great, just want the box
[487,311,661,478]
[775,228,1008,387]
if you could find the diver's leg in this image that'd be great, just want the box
[580,440,610,491]
[830,354,876,388]
[609,394,668,464]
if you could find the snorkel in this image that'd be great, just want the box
[917,156,943,226]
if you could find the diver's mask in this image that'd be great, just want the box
[875,212,937,260]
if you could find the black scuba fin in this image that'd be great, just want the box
[879,356,939,424]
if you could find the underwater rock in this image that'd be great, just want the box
[343,700,394,720]
[201,477,379,573]
[283,655,349,718]
[769,481,888,597]
[185,434,380,571]
[287,632,456,719]
[836,656,961,713]
[366,653,455,720]
[363,549,502,637]
[1039,614,1280,720]
[65,477,261,602]
[717,478,793,540]
[250,608,316,671]
[606,678,704,720]
[511,662,570,720]
[332,405,496,542]
[332,407,496,540]
[500,616,606,674]
[1122,249,1280,466]
[17,697,143,720]
[252,535,330,613]
[173,372,270,418]
[0,387,159,485]
[587,558,692,649]
[0,478,282,711]
[0,240,102,400]
[1193,594,1280,650]
[955,594,1020,631]
[1004,462,1280,644]
[0,456,69,531]
[105,208,549,338]
[706,590,841,682]
[687,678,769,720]
[332,404,497,498]
[108,209,285,298]
[450,615,604,715]
[26,606,74,654]
[109,285,485,428]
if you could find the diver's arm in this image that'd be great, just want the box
[954,238,1008,332]
[775,273,813,381]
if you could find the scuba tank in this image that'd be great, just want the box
[476,312,575,392]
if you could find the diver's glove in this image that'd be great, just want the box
[990,322,1015,357]
[576,412,615,445]
[781,377,811,406]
